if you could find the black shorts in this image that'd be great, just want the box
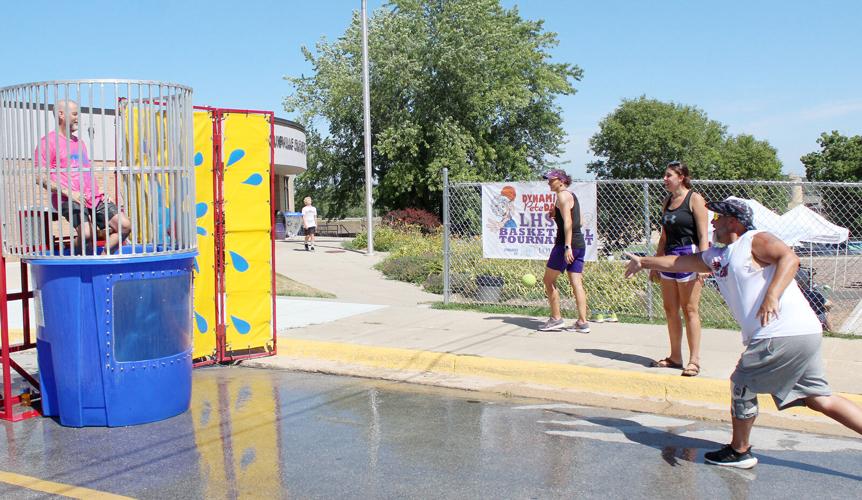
[305,226,316,236]
[57,199,118,230]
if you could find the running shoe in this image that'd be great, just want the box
[538,317,565,331]
[704,444,758,469]
[573,320,591,333]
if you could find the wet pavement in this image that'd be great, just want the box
[0,367,860,499]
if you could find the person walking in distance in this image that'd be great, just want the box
[651,161,709,377]
[301,196,317,251]
[538,169,589,333]
[625,198,862,469]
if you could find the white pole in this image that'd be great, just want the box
[361,0,374,255]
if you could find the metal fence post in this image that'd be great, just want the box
[442,168,451,304]
[643,180,653,320]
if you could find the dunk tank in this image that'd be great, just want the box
[0,80,197,426]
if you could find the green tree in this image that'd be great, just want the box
[285,0,582,216]
[801,131,862,181]
[801,131,862,235]
[587,97,784,252]
[587,97,783,181]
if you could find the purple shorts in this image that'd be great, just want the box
[660,244,697,282]
[546,244,586,273]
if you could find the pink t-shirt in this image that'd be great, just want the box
[34,130,104,208]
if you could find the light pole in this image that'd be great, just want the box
[361,0,374,255]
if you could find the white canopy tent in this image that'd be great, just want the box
[781,205,850,246]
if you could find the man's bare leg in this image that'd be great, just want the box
[730,415,756,452]
[806,394,862,434]
[106,213,132,253]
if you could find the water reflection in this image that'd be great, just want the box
[190,368,281,498]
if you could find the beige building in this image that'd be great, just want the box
[273,117,307,213]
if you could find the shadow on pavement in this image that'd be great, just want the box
[574,348,655,367]
[280,242,366,255]
[485,315,544,330]
[547,410,862,481]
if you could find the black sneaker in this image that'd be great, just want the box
[704,444,758,469]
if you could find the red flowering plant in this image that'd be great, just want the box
[382,208,441,234]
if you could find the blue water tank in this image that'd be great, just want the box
[29,250,196,427]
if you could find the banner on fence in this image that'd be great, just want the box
[481,182,597,260]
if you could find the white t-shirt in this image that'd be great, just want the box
[701,230,821,345]
[301,206,317,228]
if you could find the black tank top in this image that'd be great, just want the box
[662,190,699,250]
[554,193,586,248]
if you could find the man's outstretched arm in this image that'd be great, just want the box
[624,252,711,279]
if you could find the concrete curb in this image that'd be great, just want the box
[258,338,862,435]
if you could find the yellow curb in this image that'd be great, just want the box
[280,338,862,418]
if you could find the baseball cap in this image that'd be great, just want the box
[542,169,571,184]
[706,198,755,230]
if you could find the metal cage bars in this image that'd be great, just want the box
[0,80,195,259]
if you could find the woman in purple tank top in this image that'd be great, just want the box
[650,161,709,376]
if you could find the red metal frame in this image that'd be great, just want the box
[0,254,41,422]
[193,106,277,365]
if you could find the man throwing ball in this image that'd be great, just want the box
[625,198,862,469]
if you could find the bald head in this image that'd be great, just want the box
[55,100,79,135]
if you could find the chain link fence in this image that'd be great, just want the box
[442,171,862,334]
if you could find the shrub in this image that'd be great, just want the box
[346,225,419,252]
[383,208,441,233]
[423,273,443,294]
[375,252,441,285]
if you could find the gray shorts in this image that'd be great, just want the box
[730,334,832,419]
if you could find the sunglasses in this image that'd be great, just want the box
[667,161,682,167]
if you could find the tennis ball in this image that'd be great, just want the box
[521,273,537,286]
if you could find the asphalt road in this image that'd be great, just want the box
[0,367,860,499]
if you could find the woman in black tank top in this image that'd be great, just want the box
[651,161,709,376]
[537,169,590,333]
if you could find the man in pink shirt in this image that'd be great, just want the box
[34,100,131,252]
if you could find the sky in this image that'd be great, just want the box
[2,0,860,179]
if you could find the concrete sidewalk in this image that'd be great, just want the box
[250,238,862,437]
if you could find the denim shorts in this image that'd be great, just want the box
[56,199,118,230]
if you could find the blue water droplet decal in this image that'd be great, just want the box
[226,149,245,167]
[229,251,249,272]
[193,258,200,274]
[197,226,207,236]
[194,152,203,166]
[231,315,251,334]
[196,202,208,218]
[195,312,208,333]
[242,173,263,186]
